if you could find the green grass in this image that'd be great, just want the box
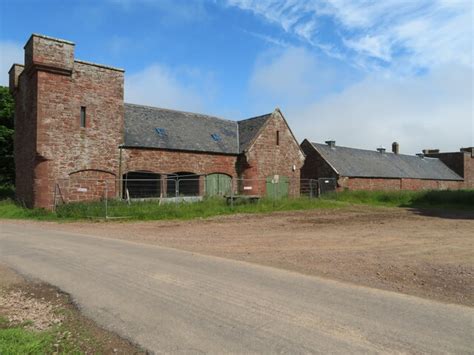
[0,326,55,355]
[321,189,474,210]
[0,189,472,222]
[0,199,56,220]
[56,197,345,220]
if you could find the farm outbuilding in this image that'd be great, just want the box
[9,34,305,209]
[300,140,464,191]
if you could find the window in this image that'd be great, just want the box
[80,106,86,128]
[155,127,166,136]
[211,133,221,141]
[276,130,280,145]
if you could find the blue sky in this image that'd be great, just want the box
[0,0,472,154]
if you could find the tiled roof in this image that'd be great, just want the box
[310,142,463,181]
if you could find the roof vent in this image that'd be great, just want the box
[377,146,386,154]
[211,133,221,141]
[325,140,336,148]
[155,127,166,136]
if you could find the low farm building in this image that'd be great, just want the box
[300,140,465,191]
[9,34,304,209]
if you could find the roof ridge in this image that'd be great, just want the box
[311,142,425,159]
[124,102,236,123]
[238,113,272,123]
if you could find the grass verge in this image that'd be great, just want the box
[0,189,472,221]
[320,189,474,210]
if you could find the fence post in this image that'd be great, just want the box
[176,179,179,203]
[105,180,108,219]
[309,180,313,199]
[230,178,234,209]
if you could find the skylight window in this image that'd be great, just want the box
[211,133,221,141]
[155,128,166,136]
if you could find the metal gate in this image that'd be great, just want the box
[318,178,337,195]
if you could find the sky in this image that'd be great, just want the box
[0,0,472,154]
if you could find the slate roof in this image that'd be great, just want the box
[310,142,463,181]
[124,103,270,154]
[237,114,272,152]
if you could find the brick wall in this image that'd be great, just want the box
[426,150,474,189]
[340,177,462,191]
[11,34,124,209]
[240,110,305,197]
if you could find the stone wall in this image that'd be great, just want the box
[121,148,238,196]
[240,110,305,197]
[11,34,124,209]
[425,149,474,189]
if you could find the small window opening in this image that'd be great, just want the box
[80,106,86,128]
[211,133,221,141]
[276,130,280,146]
[155,127,166,136]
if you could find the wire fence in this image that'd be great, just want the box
[53,176,337,218]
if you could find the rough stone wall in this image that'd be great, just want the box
[462,151,474,188]
[339,177,462,191]
[12,34,124,209]
[10,67,37,207]
[122,148,238,196]
[426,150,474,189]
[56,170,116,204]
[240,110,305,197]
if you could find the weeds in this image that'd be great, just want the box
[0,189,472,221]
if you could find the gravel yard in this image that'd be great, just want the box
[3,206,473,306]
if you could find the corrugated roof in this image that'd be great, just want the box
[124,103,272,154]
[311,142,463,181]
[237,114,271,152]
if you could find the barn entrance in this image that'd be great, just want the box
[167,172,200,197]
[266,175,289,199]
[206,173,232,197]
[123,171,161,198]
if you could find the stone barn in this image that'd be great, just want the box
[9,34,305,209]
[423,147,474,189]
[300,140,464,191]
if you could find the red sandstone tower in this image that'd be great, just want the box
[9,34,125,209]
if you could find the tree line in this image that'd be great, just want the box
[0,86,14,187]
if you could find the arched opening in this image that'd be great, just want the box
[167,172,200,197]
[123,171,161,199]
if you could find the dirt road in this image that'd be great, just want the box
[8,207,473,306]
[1,221,473,354]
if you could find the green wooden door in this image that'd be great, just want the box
[266,175,289,199]
[206,174,232,197]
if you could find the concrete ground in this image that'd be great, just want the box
[0,221,472,354]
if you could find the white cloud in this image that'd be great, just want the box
[0,41,23,86]
[125,64,215,113]
[225,0,473,72]
[249,47,473,154]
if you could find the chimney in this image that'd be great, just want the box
[392,142,399,154]
[377,146,386,154]
[325,140,336,148]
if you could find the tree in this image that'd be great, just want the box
[0,86,15,186]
